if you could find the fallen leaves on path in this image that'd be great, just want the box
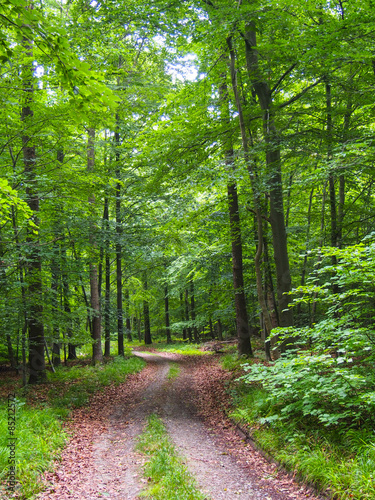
[187,354,325,500]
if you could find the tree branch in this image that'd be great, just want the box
[271,62,298,95]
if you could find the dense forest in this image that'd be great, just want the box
[2,0,375,372]
[1,0,375,497]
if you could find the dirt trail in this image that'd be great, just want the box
[37,352,321,500]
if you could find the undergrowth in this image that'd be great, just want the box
[0,354,145,498]
[47,354,145,414]
[136,414,207,500]
[222,360,375,500]
[152,342,209,356]
[0,400,66,499]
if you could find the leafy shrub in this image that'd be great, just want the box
[241,242,375,430]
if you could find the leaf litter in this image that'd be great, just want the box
[35,351,325,500]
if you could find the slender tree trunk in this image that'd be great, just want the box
[297,187,314,319]
[6,335,16,371]
[226,41,266,356]
[227,182,253,356]
[311,181,328,324]
[143,273,152,345]
[165,285,172,343]
[209,318,215,339]
[337,89,352,248]
[61,243,76,360]
[115,115,124,355]
[22,19,46,383]
[51,245,61,367]
[87,128,102,364]
[125,289,132,342]
[51,150,65,367]
[190,280,199,342]
[11,206,28,381]
[216,318,223,341]
[185,288,193,343]
[326,81,337,251]
[180,292,187,339]
[103,197,111,357]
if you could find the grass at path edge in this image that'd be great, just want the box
[0,354,145,499]
[221,353,375,500]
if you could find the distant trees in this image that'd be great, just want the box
[1,0,375,379]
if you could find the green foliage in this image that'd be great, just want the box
[220,353,244,371]
[225,375,375,499]
[48,355,146,411]
[136,414,206,500]
[152,342,210,356]
[241,242,375,430]
[0,399,67,498]
[230,242,375,496]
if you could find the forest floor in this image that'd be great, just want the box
[35,350,324,500]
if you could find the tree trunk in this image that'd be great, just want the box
[22,19,46,383]
[190,280,199,342]
[223,44,256,357]
[143,273,152,345]
[227,182,253,356]
[103,197,111,357]
[51,250,61,367]
[125,289,132,342]
[297,187,314,319]
[216,318,223,341]
[180,292,187,339]
[243,25,293,331]
[185,288,192,343]
[6,335,16,371]
[115,115,124,356]
[165,285,172,343]
[11,206,28,382]
[61,243,76,360]
[87,127,103,364]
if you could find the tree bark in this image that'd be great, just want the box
[180,292,187,339]
[227,181,253,356]
[185,288,193,343]
[165,285,172,343]
[103,197,111,356]
[115,115,124,355]
[51,244,61,367]
[243,25,293,330]
[190,280,199,342]
[22,17,46,383]
[87,127,103,364]
[125,289,132,342]
[143,273,152,345]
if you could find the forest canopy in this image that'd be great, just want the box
[0,0,375,386]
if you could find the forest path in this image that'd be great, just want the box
[37,351,320,500]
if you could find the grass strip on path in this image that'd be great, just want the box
[136,414,208,500]
[167,362,180,380]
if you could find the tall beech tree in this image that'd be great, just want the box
[21,7,46,383]
[87,127,103,364]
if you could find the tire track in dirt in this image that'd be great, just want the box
[37,351,322,500]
